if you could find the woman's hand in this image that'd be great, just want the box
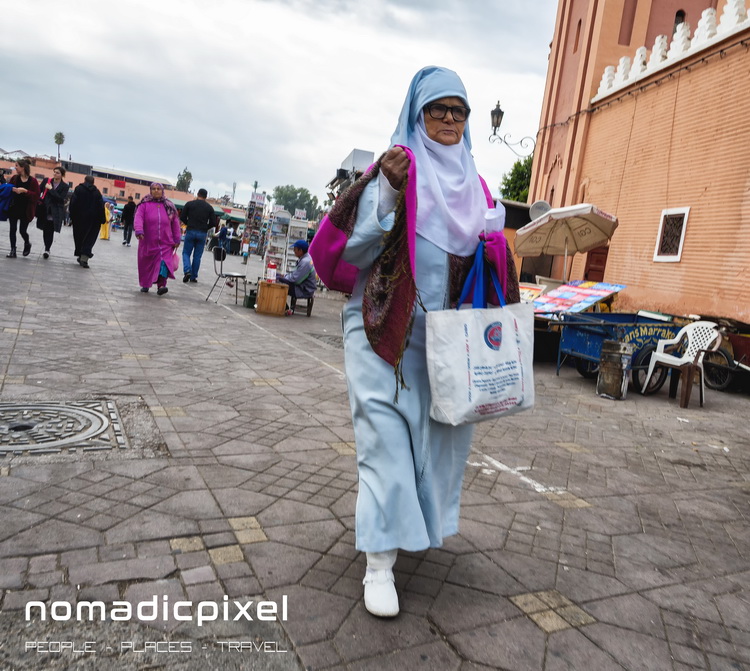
[136,234,144,241]
[45,182,52,190]
[381,147,409,190]
[12,187,27,194]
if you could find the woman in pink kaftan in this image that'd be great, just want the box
[134,183,181,295]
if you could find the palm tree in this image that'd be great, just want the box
[54,132,65,161]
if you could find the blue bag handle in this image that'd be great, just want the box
[456,241,507,309]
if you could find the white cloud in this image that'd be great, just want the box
[1,0,556,204]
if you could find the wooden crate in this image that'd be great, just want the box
[256,281,288,316]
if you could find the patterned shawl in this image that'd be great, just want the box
[309,148,519,388]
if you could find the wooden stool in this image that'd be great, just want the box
[290,294,314,317]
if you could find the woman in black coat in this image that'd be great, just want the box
[38,166,70,259]
[7,158,40,258]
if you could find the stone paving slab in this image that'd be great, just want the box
[0,230,748,669]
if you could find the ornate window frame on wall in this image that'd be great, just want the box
[653,206,690,262]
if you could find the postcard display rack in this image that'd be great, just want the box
[263,212,310,278]
[285,219,310,274]
[264,211,292,277]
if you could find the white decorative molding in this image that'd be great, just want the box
[613,56,632,86]
[646,34,669,73]
[667,22,692,59]
[597,65,616,97]
[719,0,747,34]
[632,46,649,76]
[692,8,718,47]
[690,7,718,49]
[592,0,750,102]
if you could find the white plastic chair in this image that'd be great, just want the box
[642,320,721,407]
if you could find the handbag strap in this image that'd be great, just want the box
[457,241,507,309]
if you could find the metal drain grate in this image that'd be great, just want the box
[0,401,128,455]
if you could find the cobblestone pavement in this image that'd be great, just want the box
[0,227,748,670]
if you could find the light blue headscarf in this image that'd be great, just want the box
[390,66,472,149]
[388,66,499,256]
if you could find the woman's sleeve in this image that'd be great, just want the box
[47,183,67,205]
[27,178,41,219]
[27,178,40,203]
[504,238,521,304]
[171,211,182,244]
[341,178,396,269]
[134,204,145,236]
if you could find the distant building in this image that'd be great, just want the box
[326,149,375,202]
[0,154,181,204]
[0,152,246,224]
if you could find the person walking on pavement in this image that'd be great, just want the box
[121,196,136,246]
[6,158,40,258]
[69,175,106,268]
[134,182,181,295]
[38,166,70,259]
[180,188,217,282]
[310,66,520,618]
[217,221,230,255]
[100,202,113,240]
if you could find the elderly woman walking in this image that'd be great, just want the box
[310,66,519,618]
[134,183,181,295]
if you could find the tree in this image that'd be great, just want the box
[54,132,65,161]
[271,185,320,220]
[176,167,193,192]
[499,155,533,203]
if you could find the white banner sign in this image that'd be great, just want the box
[294,209,307,220]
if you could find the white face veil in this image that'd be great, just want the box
[389,66,504,257]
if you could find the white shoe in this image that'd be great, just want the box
[363,567,399,617]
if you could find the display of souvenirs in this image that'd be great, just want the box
[533,280,626,314]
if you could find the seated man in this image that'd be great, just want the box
[277,239,317,312]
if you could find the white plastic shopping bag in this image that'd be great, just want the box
[425,241,535,425]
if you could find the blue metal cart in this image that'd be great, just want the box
[555,312,681,393]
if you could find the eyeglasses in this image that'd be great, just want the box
[424,103,471,122]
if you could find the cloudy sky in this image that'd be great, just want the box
[2,0,557,207]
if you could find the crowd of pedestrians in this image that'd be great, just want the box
[1,161,240,296]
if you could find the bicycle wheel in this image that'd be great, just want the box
[631,345,668,394]
[703,347,734,391]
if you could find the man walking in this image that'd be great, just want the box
[180,188,217,282]
[121,196,136,246]
[69,175,106,268]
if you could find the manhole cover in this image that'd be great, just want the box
[0,401,128,455]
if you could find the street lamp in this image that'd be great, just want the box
[489,101,536,158]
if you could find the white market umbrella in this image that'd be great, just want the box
[514,203,618,280]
